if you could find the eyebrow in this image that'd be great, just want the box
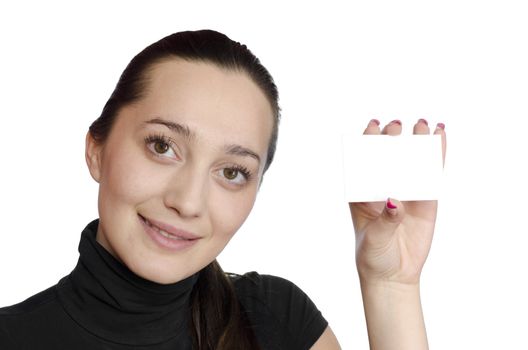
[225,144,261,165]
[144,117,261,165]
[144,118,195,141]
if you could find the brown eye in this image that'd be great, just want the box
[154,141,169,154]
[144,135,178,160]
[223,168,238,180]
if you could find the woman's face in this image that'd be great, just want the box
[85,59,274,284]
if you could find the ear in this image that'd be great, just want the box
[85,131,103,183]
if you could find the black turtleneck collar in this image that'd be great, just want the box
[56,219,199,346]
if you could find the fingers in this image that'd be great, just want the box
[363,119,381,135]
[433,123,447,168]
[363,118,446,137]
[363,119,403,136]
[413,118,430,134]
[381,120,402,135]
[352,119,447,234]
[383,197,405,224]
[364,119,447,168]
[415,118,447,167]
[367,198,406,240]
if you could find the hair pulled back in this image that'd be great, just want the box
[89,29,281,350]
[89,29,280,173]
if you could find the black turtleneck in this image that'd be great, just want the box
[0,219,328,349]
[58,218,198,346]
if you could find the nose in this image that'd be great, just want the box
[163,164,208,219]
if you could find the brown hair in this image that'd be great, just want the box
[88,30,280,349]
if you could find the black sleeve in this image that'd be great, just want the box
[232,271,328,350]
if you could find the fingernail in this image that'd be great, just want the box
[386,198,397,209]
[390,119,402,126]
[418,118,428,126]
[436,122,445,130]
[370,119,380,126]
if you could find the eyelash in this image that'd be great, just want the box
[144,133,177,155]
[145,134,174,146]
[143,133,254,184]
[225,164,253,183]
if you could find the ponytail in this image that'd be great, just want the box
[189,260,260,349]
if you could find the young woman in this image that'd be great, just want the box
[0,29,446,349]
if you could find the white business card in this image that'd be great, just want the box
[342,134,444,202]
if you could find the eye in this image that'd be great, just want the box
[153,141,169,153]
[219,165,252,186]
[144,134,179,160]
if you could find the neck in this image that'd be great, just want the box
[56,219,199,346]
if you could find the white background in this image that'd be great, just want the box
[1,1,527,348]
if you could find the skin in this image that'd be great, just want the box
[85,59,274,284]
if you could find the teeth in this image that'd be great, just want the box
[159,229,184,240]
[144,217,185,240]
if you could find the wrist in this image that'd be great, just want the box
[359,278,428,350]
[357,266,422,288]
[359,278,423,312]
[359,276,421,293]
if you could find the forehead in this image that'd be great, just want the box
[130,59,274,151]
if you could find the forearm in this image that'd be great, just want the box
[360,279,428,350]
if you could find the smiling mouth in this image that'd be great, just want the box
[138,214,197,241]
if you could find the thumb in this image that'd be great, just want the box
[370,198,405,237]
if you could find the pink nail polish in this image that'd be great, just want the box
[370,119,380,126]
[390,119,402,126]
[386,198,397,209]
[418,118,428,125]
[437,122,445,130]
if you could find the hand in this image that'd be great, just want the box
[349,119,447,286]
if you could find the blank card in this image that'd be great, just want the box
[342,134,444,202]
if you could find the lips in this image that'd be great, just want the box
[138,214,200,241]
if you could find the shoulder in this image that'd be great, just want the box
[230,271,317,314]
[0,285,60,348]
[229,271,328,350]
[0,285,57,317]
[230,271,299,296]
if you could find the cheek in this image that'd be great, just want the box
[208,188,257,241]
[98,142,166,212]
